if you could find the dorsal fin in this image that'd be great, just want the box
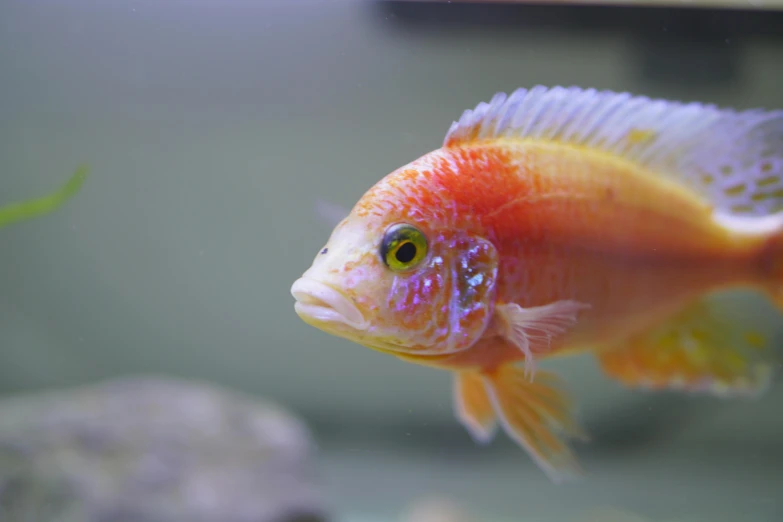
[443,86,783,216]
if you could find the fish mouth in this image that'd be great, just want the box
[290,278,369,331]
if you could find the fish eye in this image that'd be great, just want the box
[380,223,428,272]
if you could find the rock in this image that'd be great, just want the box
[0,375,328,522]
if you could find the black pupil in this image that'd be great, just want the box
[395,241,417,264]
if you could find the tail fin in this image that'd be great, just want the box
[454,365,588,483]
[714,210,783,312]
[759,215,783,311]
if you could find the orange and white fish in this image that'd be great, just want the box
[290,86,783,482]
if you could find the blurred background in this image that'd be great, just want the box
[0,1,781,521]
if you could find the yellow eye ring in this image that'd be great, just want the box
[381,223,428,272]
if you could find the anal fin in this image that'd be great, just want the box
[481,365,588,483]
[598,297,778,397]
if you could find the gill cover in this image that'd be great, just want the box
[443,234,499,353]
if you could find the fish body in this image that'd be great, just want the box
[365,142,773,369]
[291,86,783,481]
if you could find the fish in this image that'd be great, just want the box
[290,86,783,482]
[0,165,89,229]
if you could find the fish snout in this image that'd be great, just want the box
[290,278,369,330]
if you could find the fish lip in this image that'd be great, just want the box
[290,278,369,330]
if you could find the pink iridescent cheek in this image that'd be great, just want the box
[385,263,447,319]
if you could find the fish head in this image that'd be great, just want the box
[291,168,500,356]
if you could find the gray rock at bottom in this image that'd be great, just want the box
[0,375,328,522]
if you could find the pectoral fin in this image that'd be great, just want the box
[598,298,777,397]
[481,365,588,483]
[494,300,590,379]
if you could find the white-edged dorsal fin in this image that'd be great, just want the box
[443,86,783,216]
